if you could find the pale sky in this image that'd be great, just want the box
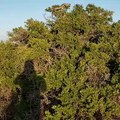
[0,0,120,40]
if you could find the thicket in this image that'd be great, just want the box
[0,3,120,120]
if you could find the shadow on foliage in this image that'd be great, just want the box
[4,60,46,120]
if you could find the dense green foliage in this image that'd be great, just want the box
[0,3,120,120]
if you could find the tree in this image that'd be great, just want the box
[0,3,120,120]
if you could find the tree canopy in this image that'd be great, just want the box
[0,3,120,120]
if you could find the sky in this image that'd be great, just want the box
[0,0,120,40]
